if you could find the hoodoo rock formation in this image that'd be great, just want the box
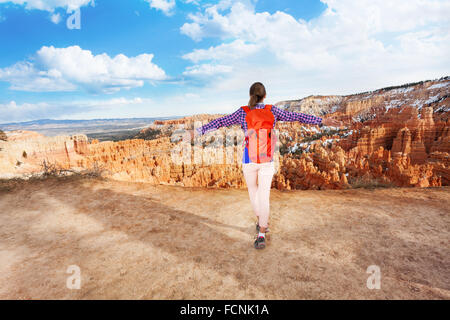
[0,130,88,179]
[1,77,448,190]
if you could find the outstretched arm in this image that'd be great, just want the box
[195,108,243,136]
[271,105,322,125]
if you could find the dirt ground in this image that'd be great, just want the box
[0,177,449,299]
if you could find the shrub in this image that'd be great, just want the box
[349,175,395,189]
[40,160,106,179]
[0,129,7,141]
[0,161,107,193]
[134,128,162,140]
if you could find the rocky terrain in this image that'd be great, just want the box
[0,77,449,190]
[276,77,449,122]
[0,177,448,299]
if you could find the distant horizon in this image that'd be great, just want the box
[1,74,448,127]
[0,115,185,127]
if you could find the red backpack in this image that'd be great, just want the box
[241,104,277,163]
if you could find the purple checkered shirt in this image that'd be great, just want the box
[195,102,322,136]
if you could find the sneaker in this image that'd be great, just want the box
[254,236,266,249]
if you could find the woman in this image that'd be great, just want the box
[191,82,342,249]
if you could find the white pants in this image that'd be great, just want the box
[242,162,275,228]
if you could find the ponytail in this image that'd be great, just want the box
[248,82,266,109]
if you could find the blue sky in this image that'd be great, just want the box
[0,0,449,123]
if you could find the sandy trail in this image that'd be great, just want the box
[0,177,449,299]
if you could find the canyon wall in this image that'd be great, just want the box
[0,130,88,179]
[1,78,448,190]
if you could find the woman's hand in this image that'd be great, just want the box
[322,117,343,128]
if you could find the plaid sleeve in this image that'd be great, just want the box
[271,105,322,125]
[196,108,243,135]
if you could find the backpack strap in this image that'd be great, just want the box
[241,106,250,114]
[265,104,273,111]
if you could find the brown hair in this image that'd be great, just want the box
[248,82,266,109]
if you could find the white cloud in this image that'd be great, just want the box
[0,0,94,12]
[0,61,77,92]
[0,45,167,93]
[0,101,51,123]
[0,0,176,20]
[320,0,450,34]
[50,12,61,24]
[182,0,200,5]
[0,0,94,23]
[183,64,232,77]
[84,97,148,107]
[181,0,450,42]
[0,97,152,123]
[178,0,450,104]
[144,0,175,16]
[182,39,260,63]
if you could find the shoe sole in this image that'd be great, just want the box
[254,236,266,249]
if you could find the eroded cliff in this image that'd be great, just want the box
[1,77,448,190]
